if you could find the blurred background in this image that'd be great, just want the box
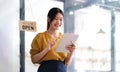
[0,0,120,72]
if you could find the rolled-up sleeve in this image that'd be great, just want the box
[30,37,40,63]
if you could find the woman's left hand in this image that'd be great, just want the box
[66,43,75,53]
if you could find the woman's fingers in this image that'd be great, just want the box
[66,44,75,53]
[47,39,56,50]
[50,40,56,47]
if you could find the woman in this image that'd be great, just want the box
[30,7,75,72]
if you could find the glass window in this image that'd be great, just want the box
[73,5,111,72]
[65,1,120,72]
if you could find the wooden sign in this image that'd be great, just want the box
[19,20,37,32]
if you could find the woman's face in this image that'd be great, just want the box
[49,13,63,30]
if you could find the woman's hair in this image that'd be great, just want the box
[47,7,63,30]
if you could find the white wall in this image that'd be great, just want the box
[0,0,19,72]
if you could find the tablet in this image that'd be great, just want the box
[56,33,79,52]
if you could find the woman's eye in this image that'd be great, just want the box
[60,19,63,21]
[55,18,58,20]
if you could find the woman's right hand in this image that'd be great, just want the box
[47,40,56,50]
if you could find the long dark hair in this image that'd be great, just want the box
[47,7,63,30]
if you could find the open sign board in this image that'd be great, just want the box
[19,20,37,32]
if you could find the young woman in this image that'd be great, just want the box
[30,7,75,72]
